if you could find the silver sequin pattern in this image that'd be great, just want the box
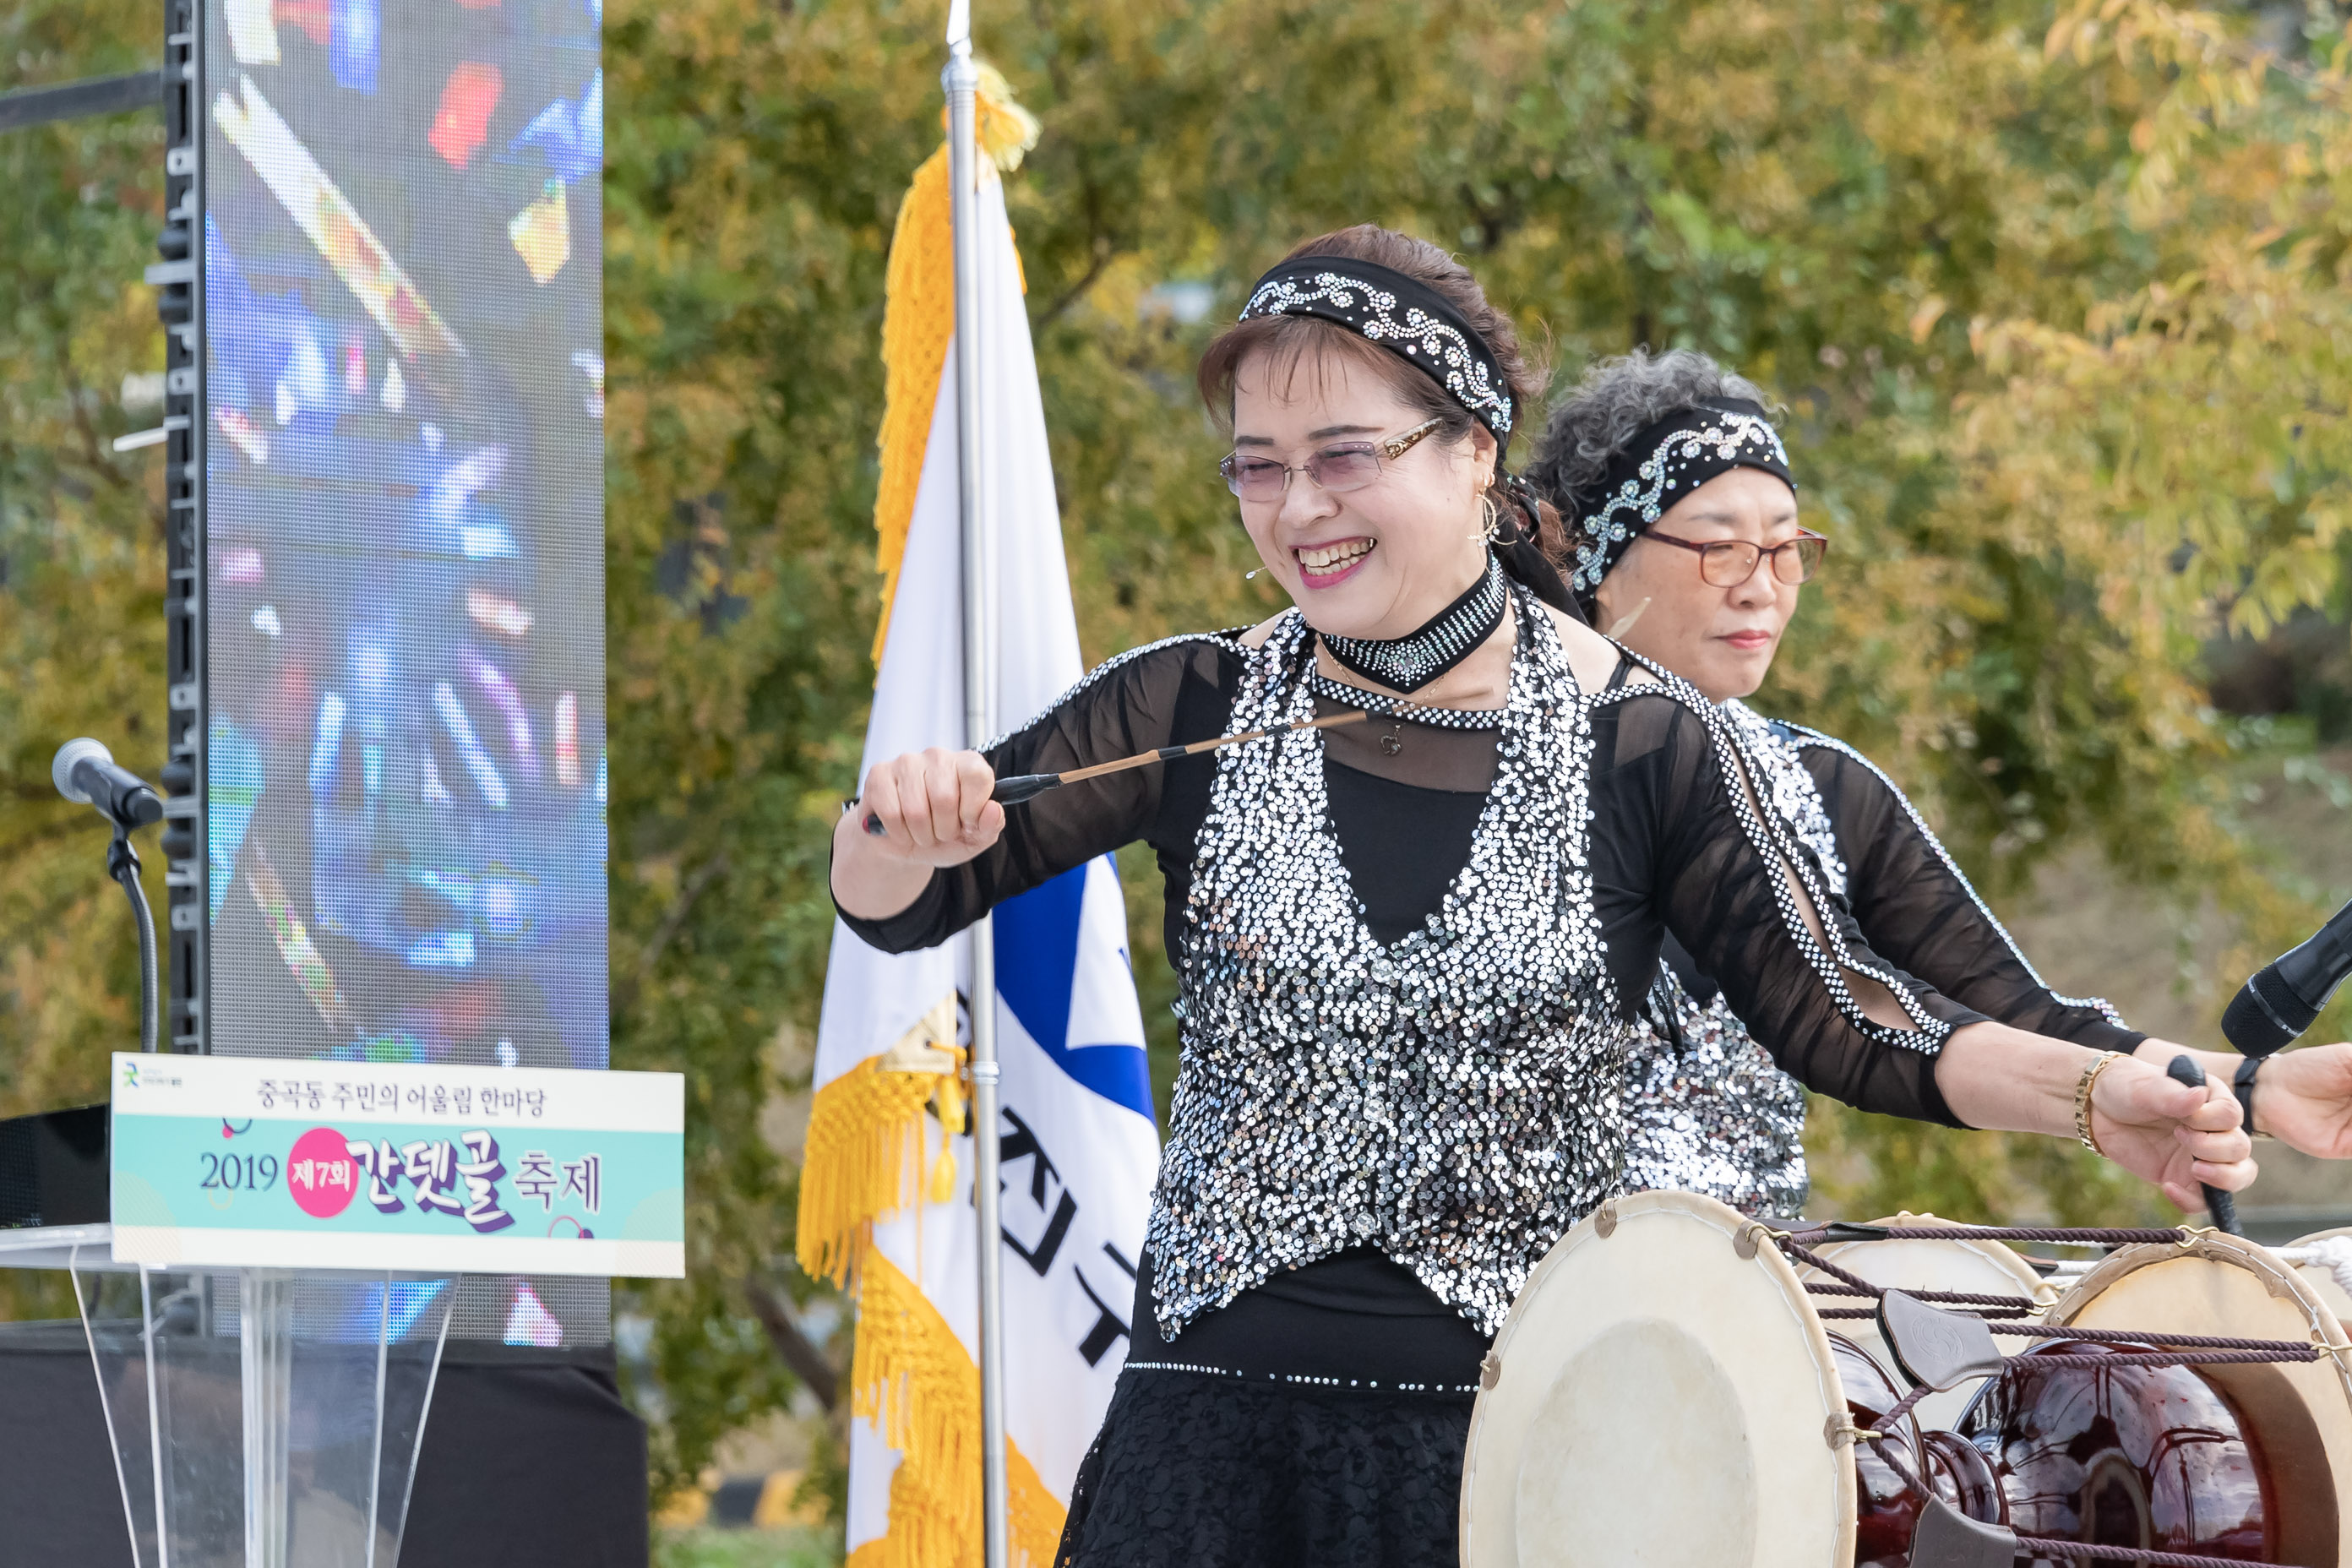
[1783,724,2127,1029]
[1614,701,1842,1220]
[1617,977,1812,1221]
[1148,589,1614,1341]
[1722,700,1846,900]
[1143,610,1953,1340]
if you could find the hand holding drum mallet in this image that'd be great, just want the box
[860,710,1368,836]
[2165,1053,2242,1236]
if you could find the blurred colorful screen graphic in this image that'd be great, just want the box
[203,0,606,1073]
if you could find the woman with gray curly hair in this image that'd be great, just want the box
[1525,347,2352,1217]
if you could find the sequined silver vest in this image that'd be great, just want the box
[1146,590,1622,1340]
[1615,701,1836,1220]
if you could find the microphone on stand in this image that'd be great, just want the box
[51,738,163,1053]
[2220,896,2352,1057]
[52,738,164,828]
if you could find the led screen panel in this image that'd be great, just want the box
[202,0,605,1071]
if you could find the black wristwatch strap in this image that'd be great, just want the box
[2234,1054,2266,1141]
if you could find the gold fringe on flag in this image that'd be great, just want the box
[797,994,967,1287]
[831,63,1064,1568]
[868,144,955,669]
[867,63,1042,670]
[843,1250,1068,1568]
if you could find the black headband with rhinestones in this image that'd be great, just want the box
[1565,397,1795,603]
[1239,257,1516,455]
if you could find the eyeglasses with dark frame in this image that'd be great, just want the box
[1218,417,1446,503]
[1642,527,1829,588]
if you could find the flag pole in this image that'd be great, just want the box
[942,7,1011,1567]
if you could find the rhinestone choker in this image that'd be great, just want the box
[1319,553,1506,694]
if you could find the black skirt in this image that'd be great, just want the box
[1054,1368,1474,1568]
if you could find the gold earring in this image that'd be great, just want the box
[1474,493,1500,546]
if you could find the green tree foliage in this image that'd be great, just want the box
[0,1,171,1117]
[12,0,2352,1511]
[0,0,171,1320]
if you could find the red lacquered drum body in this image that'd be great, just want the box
[1829,1335,1925,1567]
[1958,1341,2273,1563]
[1920,1429,2004,1527]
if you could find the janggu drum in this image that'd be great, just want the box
[1461,1192,2352,1568]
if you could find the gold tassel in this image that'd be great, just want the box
[869,147,955,669]
[797,995,967,1288]
[868,66,1041,669]
[847,1250,1069,1567]
[1006,1445,1066,1565]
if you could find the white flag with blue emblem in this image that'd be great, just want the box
[803,127,1159,1568]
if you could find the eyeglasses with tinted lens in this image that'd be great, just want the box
[1219,418,1444,503]
[1642,527,1828,588]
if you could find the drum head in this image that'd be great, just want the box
[2050,1232,2352,1566]
[2288,1225,2352,1321]
[1460,1190,1854,1568]
[1799,1211,2050,1431]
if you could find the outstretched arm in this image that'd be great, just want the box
[830,636,1230,950]
[1935,1022,2252,1213]
[1635,695,2252,1211]
[1799,733,2352,1162]
[1797,735,2142,1050]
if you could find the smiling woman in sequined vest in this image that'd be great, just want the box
[830,227,2254,1568]
[1525,348,2352,1223]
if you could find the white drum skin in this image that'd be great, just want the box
[1460,1190,1855,1568]
[2044,1232,2352,1567]
[1796,1212,2050,1432]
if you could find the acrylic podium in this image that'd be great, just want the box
[0,1223,456,1568]
[0,1058,683,1568]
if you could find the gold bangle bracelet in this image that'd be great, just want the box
[2075,1050,2126,1157]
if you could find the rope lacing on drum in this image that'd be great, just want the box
[1780,1236,2041,1318]
[1781,1222,2195,1247]
[1779,1229,2327,1568]
[2001,1545,2318,1566]
[1773,1235,2323,1364]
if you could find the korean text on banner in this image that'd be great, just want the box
[109,1053,684,1277]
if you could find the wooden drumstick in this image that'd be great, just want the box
[861,710,1369,836]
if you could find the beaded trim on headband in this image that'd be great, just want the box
[1239,257,1515,449]
[1568,399,1794,596]
[1318,553,1507,694]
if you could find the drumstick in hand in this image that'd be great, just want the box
[863,710,1369,836]
[2166,1054,2243,1236]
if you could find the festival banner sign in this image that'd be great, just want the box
[108,1053,684,1277]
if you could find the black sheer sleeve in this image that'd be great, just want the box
[835,635,1243,955]
[1589,689,1984,1128]
[1791,733,2145,1055]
